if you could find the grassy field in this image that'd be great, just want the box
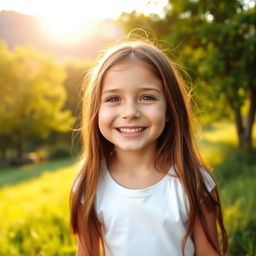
[199,122,256,255]
[0,158,78,255]
[0,122,255,255]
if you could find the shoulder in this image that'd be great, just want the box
[199,167,216,192]
[166,165,215,192]
[165,166,216,211]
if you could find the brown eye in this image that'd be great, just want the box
[141,95,156,101]
[105,96,120,102]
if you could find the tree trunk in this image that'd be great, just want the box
[226,88,256,148]
[242,87,256,148]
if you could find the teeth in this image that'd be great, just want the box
[119,128,144,133]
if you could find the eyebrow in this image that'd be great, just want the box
[102,87,161,95]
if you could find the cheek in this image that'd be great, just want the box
[98,107,115,132]
[148,105,167,125]
[155,112,167,130]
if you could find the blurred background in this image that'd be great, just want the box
[0,0,255,255]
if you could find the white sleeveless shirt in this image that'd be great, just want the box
[93,161,215,256]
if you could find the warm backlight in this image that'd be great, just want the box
[1,0,168,44]
[39,3,96,44]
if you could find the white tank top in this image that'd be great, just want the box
[94,161,215,256]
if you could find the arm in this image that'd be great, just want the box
[192,192,221,256]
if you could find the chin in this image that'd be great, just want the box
[120,147,141,152]
[116,145,143,152]
[118,144,154,153]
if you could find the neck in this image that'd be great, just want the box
[108,146,158,175]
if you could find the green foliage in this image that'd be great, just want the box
[0,41,75,157]
[63,60,92,117]
[228,221,256,256]
[167,0,256,119]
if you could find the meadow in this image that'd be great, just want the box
[0,159,78,255]
[0,122,255,255]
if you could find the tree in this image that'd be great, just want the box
[63,60,92,117]
[170,0,256,148]
[0,42,75,158]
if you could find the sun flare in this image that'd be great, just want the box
[40,16,95,44]
[39,5,96,44]
[1,0,168,44]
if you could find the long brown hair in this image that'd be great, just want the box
[70,40,228,255]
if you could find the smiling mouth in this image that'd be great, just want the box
[116,127,146,134]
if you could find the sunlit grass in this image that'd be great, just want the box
[0,162,76,227]
[222,176,256,228]
[0,158,75,188]
[0,159,79,255]
[198,122,256,165]
[197,122,256,255]
[201,122,238,144]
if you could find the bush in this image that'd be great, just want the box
[212,146,256,256]
[49,144,71,160]
[214,147,256,186]
[0,214,75,256]
[228,221,256,255]
[9,157,36,167]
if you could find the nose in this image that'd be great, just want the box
[121,100,140,119]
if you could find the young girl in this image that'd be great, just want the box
[70,40,228,256]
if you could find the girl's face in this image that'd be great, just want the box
[98,60,167,154]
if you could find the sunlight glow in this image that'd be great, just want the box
[35,1,101,44]
[39,5,96,44]
[0,0,168,44]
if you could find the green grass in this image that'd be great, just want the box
[0,158,75,188]
[199,122,256,255]
[0,158,79,255]
[0,122,255,255]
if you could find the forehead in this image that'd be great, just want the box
[102,60,163,90]
[106,58,158,75]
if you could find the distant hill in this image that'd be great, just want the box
[0,10,123,61]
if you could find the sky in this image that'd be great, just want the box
[0,0,168,20]
[0,0,168,44]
